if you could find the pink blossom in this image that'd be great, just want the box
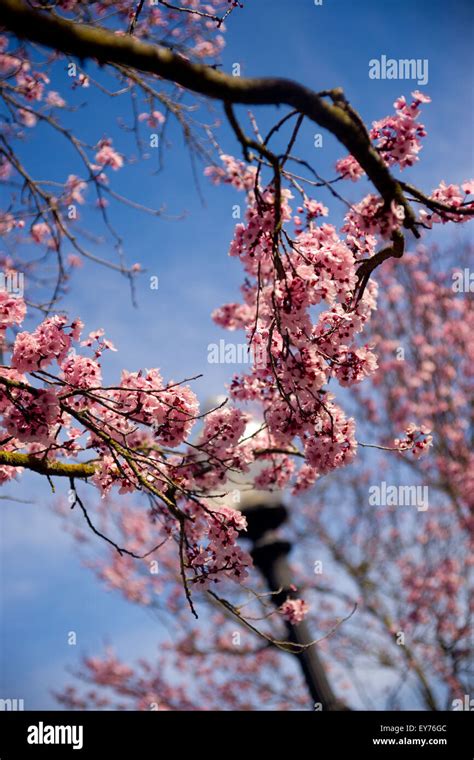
[17,109,37,128]
[76,73,89,88]
[46,91,66,108]
[64,175,87,205]
[335,154,364,181]
[0,213,15,236]
[67,254,83,268]
[279,598,310,624]
[2,387,60,444]
[61,353,102,390]
[138,110,165,128]
[95,139,124,171]
[337,91,431,178]
[31,222,51,244]
[0,290,26,328]
[204,154,257,191]
[16,70,48,102]
[12,315,72,371]
[0,53,22,74]
[394,423,433,459]
[0,159,12,181]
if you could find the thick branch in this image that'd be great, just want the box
[0,449,96,478]
[399,181,474,217]
[354,229,405,305]
[0,0,415,227]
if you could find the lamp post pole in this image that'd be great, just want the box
[241,500,350,711]
[201,398,349,710]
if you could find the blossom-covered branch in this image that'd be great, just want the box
[2,0,464,232]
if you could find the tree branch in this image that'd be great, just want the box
[0,449,97,478]
[0,0,416,229]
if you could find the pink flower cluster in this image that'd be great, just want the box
[342,195,405,243]
[336,90,431,180]
[184,501,251,587]
[0,287,26,331]
[95,138,124,171]
[372,90,431,169]
[205,157,380,492]
[419,180,474,227]
[138,110,165,128]
[2,387,60,444]
[394,423,433,459]
[187,406,251,488]
[400,556,463,634]
[62,354,102,390]
[0,299,204,495]
[279,597,310,624]
[12,315,81,372]
[204,154,257,191]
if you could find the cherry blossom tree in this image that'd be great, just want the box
[46,242,471,710]
[0,0,472,708]
[50,243,472,711]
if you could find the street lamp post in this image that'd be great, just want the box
[241,499,350,711]
[201,399,349,710]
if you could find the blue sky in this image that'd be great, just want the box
[1,0,473,709]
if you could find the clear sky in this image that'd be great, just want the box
[1,0,473,709]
